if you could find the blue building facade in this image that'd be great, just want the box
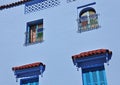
[0,0,118,85]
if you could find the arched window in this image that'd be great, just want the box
[78,7,99,32]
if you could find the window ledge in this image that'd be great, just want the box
[24,40,44,46]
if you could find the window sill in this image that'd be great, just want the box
[24,40,44,46]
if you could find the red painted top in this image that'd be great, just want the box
[12,62,45,71]
[0,0,32,10]
[72,49,112,60]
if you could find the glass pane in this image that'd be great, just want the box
[89,14,99,29]
[80,16,88,22]
[37,32,43,42]
[81,21,88,27]
[37,28,43,32]
[38,24,43,28]
[29,25,36,43]
[89,11,95,15]
[37,32,43,38]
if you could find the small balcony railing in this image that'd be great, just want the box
[78,14,100,33]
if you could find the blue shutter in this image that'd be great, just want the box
[20,77,39,85]
[92,71,98,85]
[99,70,107,85]
[82,66,108,85]
[82,72,91,85]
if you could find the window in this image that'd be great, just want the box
[78,7,99,32]
[20,77,39,85]
[82,66,107,85]
[99,70,107,85]
[25,19,43,46]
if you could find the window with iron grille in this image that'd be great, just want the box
[78,7,99,33]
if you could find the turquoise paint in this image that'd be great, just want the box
[96,70,100,85]
[20,76,39,85]
[21,80,39,85]
[89,72,93,85]
[82,66,108,85]
[82,73,87,85]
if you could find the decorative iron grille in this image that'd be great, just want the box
[25,0,60,14]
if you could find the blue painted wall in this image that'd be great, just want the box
[0,0,120,85]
